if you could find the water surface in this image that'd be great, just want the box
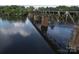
[47,24,74,53]
[0,18,53,54]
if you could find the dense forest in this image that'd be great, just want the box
[0,5,79,16]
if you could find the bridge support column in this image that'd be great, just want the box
[41,15,48,34]
[28,13,34,22]
[65,11,69,24]
[34,14,38,23]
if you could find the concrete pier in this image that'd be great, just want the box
[28,13,34,21]
[41,15,48,27]
[41,15,49,34]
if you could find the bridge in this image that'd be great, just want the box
[28,11,79,25]
[28,11,79,53]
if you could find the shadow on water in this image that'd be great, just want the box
[31,20,61,53]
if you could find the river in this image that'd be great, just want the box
[0,17,74,53]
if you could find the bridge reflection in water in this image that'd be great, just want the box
[0,18,54,54]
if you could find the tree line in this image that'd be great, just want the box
[0,5,79,16]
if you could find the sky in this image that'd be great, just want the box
[0,0,79,7]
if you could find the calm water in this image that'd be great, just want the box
[0,17,74,53]
[47,24,74,53]
[0,18,53,54]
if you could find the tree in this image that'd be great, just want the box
[26,6,34,13]
[56,6,70,11]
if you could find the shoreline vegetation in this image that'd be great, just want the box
[0,5,79,16]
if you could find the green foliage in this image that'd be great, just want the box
[37,6,79,12]
[0,5,79,16]
[0,5,27,16]
[56,6,70,11]
[26,6,34,13]
[69,6,79,11]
